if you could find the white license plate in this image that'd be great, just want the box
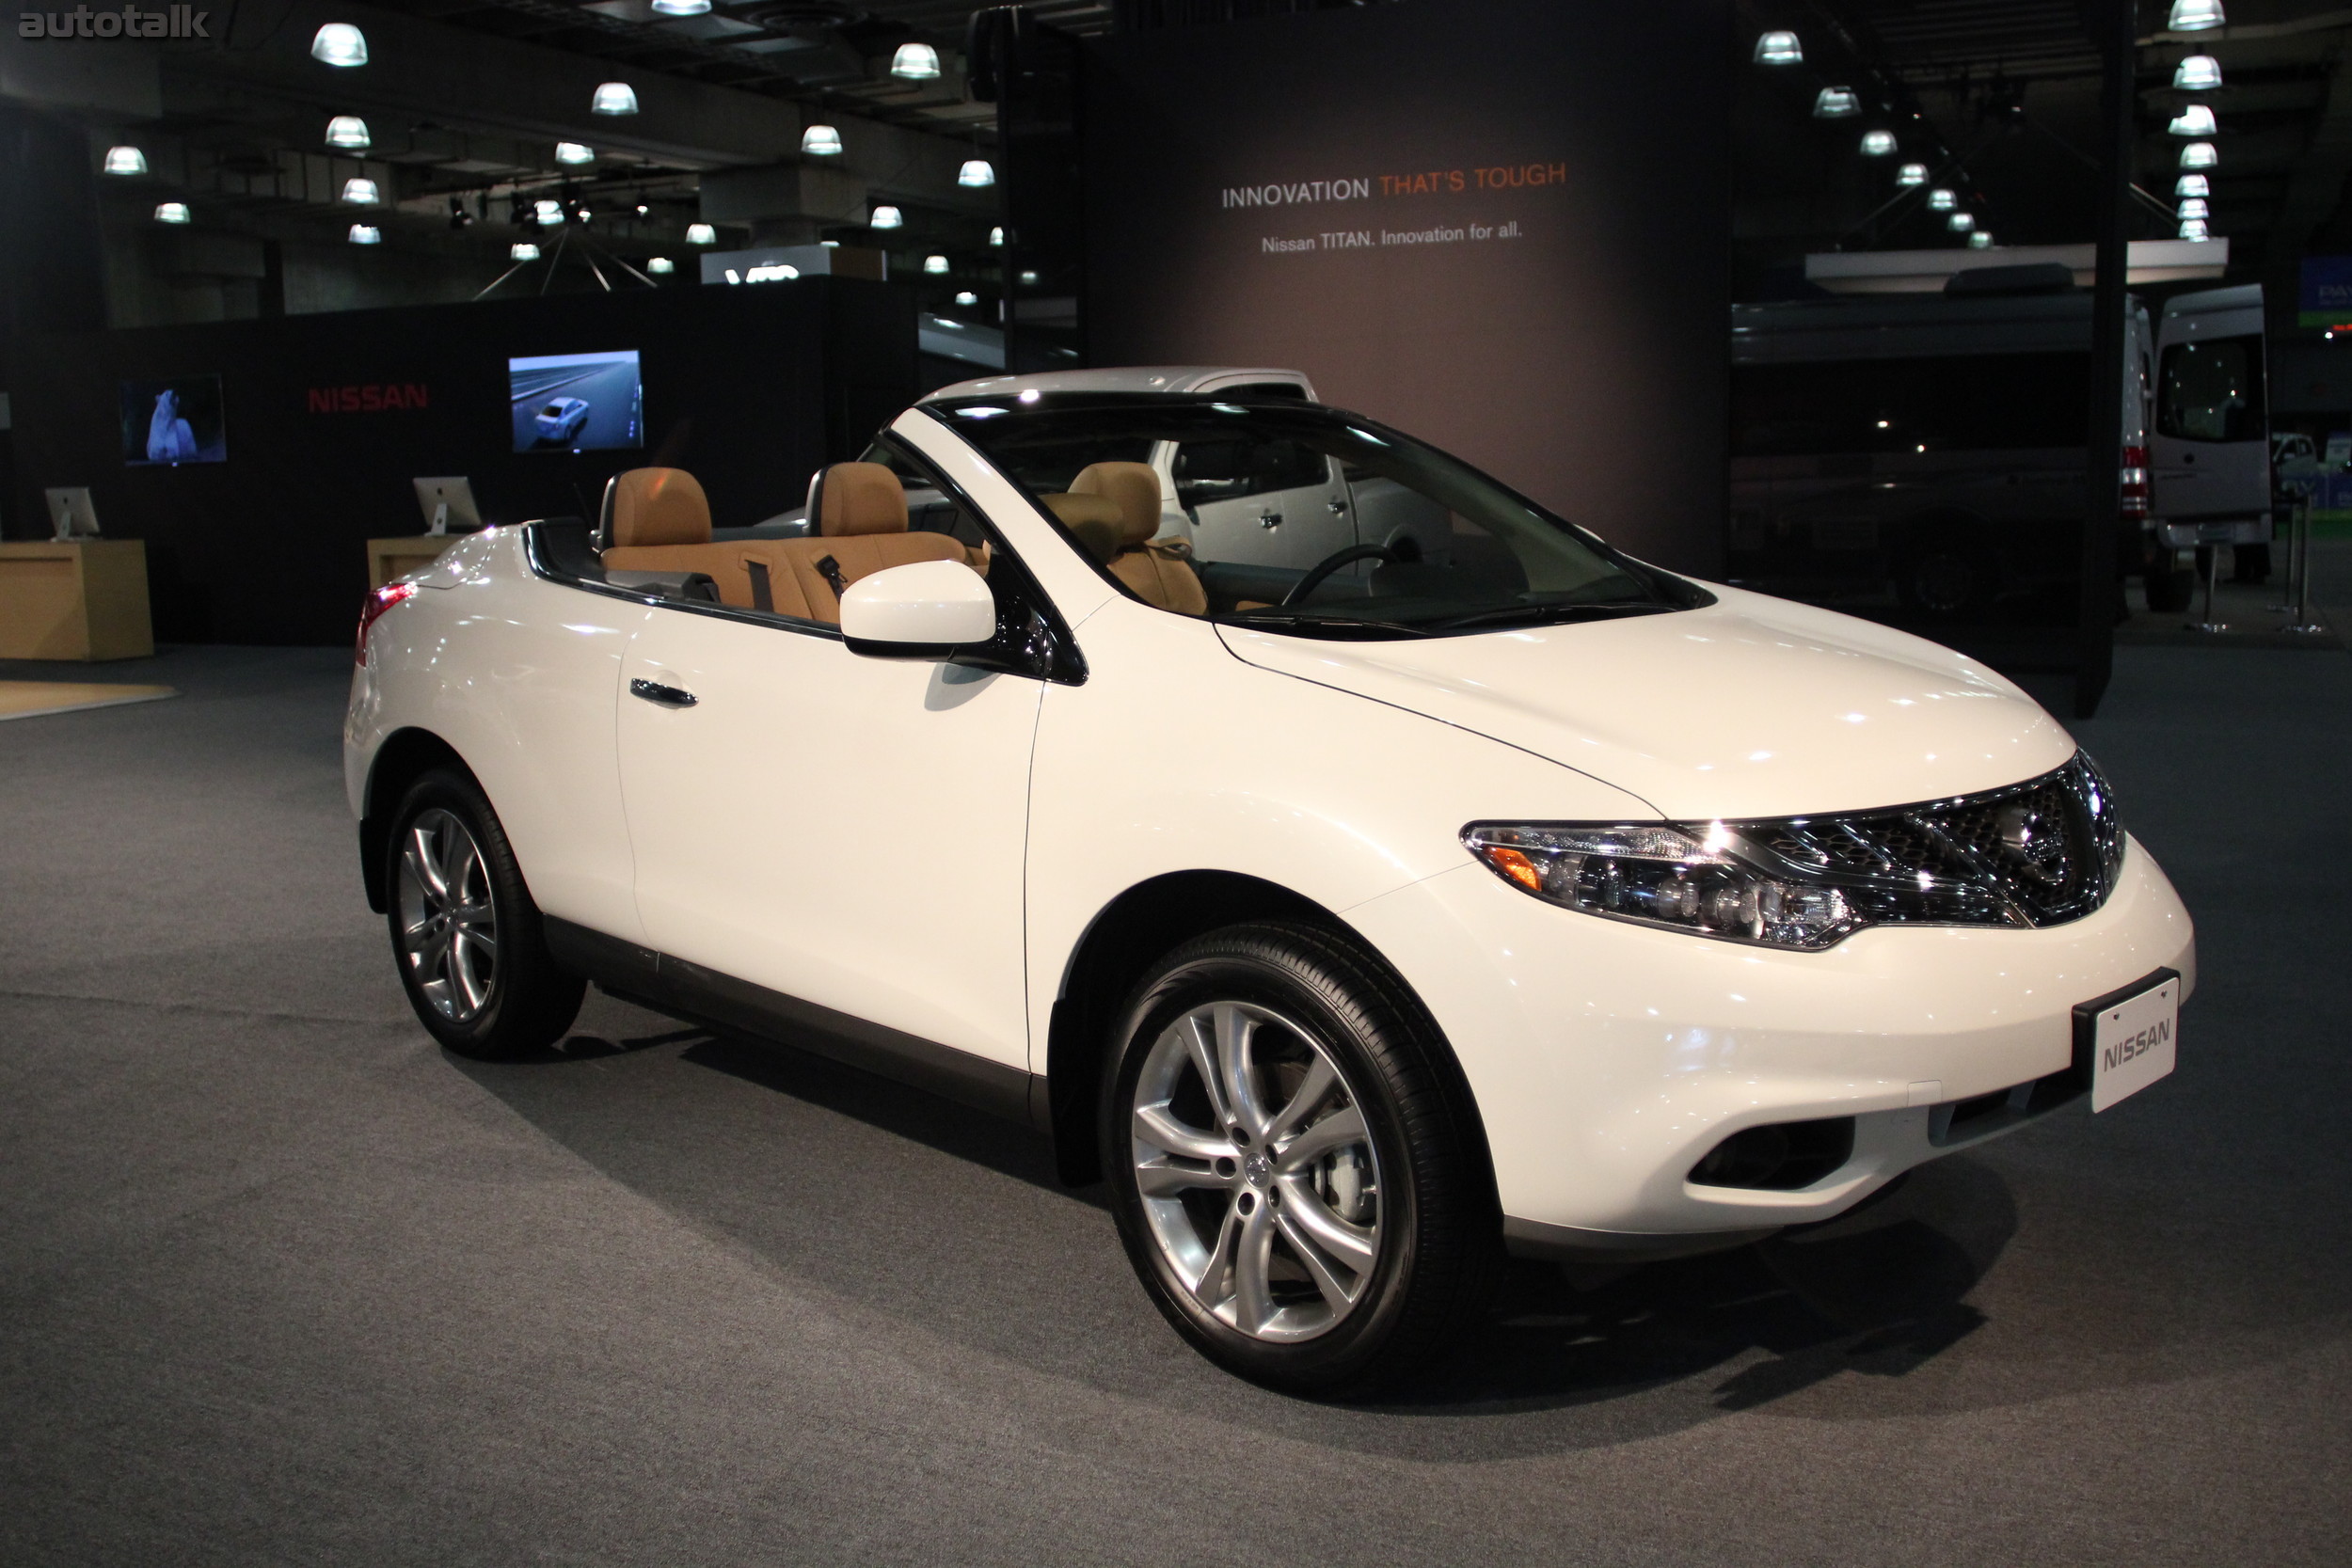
[2089,975,2179,1113]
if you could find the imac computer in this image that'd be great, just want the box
[412,477,483,535]
[45,487,100,540]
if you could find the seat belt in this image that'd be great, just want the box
[744,558,773,612]
[815,554,849,600]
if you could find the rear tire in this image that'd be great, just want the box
[385,768,584,1059]
[1100,922,1498,1397]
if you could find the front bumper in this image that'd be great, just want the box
[1343,834,2196,1248]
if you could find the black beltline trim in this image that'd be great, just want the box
[544,916,1046,1131]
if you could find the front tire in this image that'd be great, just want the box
[1101,922,1497,1396]
[386,768,584,1059]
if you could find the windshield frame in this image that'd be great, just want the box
[920,391,1711,640]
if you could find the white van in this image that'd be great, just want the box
[2150,284,2272,584]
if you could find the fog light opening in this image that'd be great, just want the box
[1690,1117,1855,1191]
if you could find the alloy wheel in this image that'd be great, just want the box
[1129,1000,1383,1342]
[395,807,500,1023]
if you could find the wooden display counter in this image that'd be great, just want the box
[0,540,155,662]
[369,535,463,590]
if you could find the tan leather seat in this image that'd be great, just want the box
[774,462,978,623]
[599,467,816,618]
[1064,460,1207,616]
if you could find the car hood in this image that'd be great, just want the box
[1216,586,2076,821]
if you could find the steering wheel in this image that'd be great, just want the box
[1280,544,1400,608]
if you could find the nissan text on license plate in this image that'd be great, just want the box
[2088,974,2179,1112]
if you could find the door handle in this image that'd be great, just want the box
[629,677,697,708]
[1328,499,1349,514]
[1258,512,1283,529]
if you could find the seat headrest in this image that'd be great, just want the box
[1070,461,1164,547]
[1041,493,1125,564]
[808,462,908,537]
[607,467,711,549]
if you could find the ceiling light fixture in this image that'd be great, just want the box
[1754,30,1803,65]
[958,158,995,187]
[955,290,977,306]
[988,225,1005,246]
[510,243,540,261]
[1967,231,1993,249]
[103,146,147,176]
[341,177,379,204]
[2176,173,2211,198]
[2169,104,2217,136]
[2177,197,2210,220]
[1018,269,1038,285]
[348,224,381,245]
[686,221,716,244]
[592,82,639,116]
[310,23,367,67]
[869,204,902,229]
[1896,162,1927,187]
[535,199,565,225]
[556,142,594,166]
[2180,140,2217,168]
[1860,130,1895,156]
[1813,87,1860,119]
[923,254,949,273]
[2174,55,2223,89]
[1928,186,1956,211]
[646,256,674,274]
[1947,212,1975,232]
[2179,217,2211,240]
[649,0,710,12]
[802,123,843,156]
[890,42,941,80]
[325,116,371,150]
[2168,0,2225,31]
[154,201,190,224]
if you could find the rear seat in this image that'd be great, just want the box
[598,463,984,625]
[598,467,817,618]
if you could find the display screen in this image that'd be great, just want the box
[121,374,228,466]
[509,349,644,452]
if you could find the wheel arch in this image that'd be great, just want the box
[1043,870,1494,1199]
[358,728,477,912]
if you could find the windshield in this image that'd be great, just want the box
[930,393,1707,638]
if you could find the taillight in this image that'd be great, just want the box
[2120,444,2149,518]
[356,580,418,666]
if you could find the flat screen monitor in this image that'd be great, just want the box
[45,486,99,540]
[412,477,483,534]
[121,374,227,466]
[509,349,644,453]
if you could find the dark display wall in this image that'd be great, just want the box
[6,278,917,645]
[1081,0,1731,576]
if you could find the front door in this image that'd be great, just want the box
[615,607,1041,1074]
[1173,435,1353,570]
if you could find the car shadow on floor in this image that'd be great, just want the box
[462,1015,2014,1430]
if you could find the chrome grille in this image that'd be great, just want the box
[1736,752,2124,929]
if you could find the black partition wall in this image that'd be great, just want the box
[6,277,918,645]
[1079,0,1732,577]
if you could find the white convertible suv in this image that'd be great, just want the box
[347,384,2194,1394]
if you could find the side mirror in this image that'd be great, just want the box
[839,559,998,660]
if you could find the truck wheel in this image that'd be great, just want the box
[386,768,584,1059]
[1101,922,1497,1396]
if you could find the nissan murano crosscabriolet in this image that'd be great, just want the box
[347,379,2193,1393]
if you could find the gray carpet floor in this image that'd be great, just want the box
[2,637,2347,1566]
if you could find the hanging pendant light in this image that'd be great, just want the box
[1859,130,1895,157]
[1753,31,1802,65]
[534,199,565,225]
[686,222,716,244]
[954,291,977,306]
[802,124,843,156]
[2179,217,2212,240]
[869,204,903,229]
[348,224,381,245]
[510,243,540,261]
[555,142,595,166]
[923,254,949,274]
[341,177,380,205]
[103,146,148,176]
[311,23,368,67]
[2168,0,2225,31]
[890,42,941,80]
[2169,104,2217,136]
[959,158,995,188]
[592,82,639,116]
[650,0,710,12]
[1896,162,1928,187]
[1813,87,1860,119]
[154,201,190,224]
[1928,187,1957,211]
[2174,55,2223,89]
[2180,140,2218,168]
[1967,231,1993,249]
[988,226,1005,246]
[2176,172,2211,198]
[1947,212,1975,232]
[646,256,675,274]
[325,116,371,150]
[2177,197,2211,220]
